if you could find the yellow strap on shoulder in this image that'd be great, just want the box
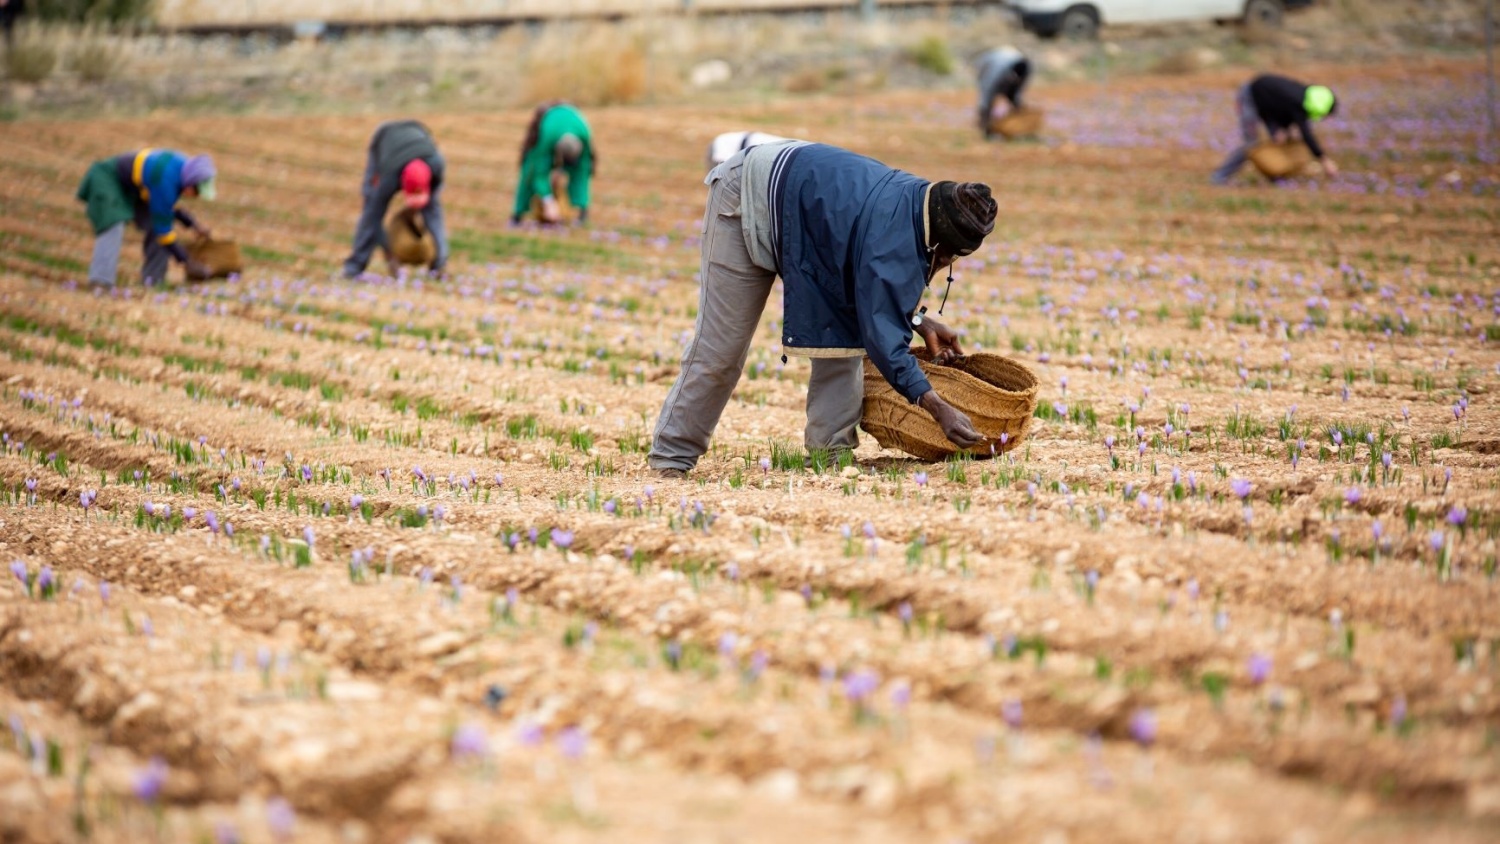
[132,148,156,200]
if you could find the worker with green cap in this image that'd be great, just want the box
[512,101,594,225]
[1212,74,1338,184]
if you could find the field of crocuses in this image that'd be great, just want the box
[1,58,1498,843]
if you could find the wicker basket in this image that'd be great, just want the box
[1248,140,1315,180]
[386,207,436,267]
[991,106,1044,139]
[861,349,1039,462]
[185,237,243,279]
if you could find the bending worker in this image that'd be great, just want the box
[344,120,447,278]
[512,101,594,225]
[648,140,998,479]
[976,46,1031,140]
[1213,73,1338,184]
[77,148,216,287]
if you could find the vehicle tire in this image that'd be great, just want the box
[1060,5,1100,41]
[1242,0,1284,29]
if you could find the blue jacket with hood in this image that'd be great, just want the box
[776,144,933,404]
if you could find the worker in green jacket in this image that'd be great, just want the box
[511,102,594,225]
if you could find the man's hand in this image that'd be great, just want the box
[918,391,984,449]
[916,317,965,365]
[193,225,213,241]
[1321,157,1339,177]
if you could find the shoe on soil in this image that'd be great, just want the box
[653,468,688,480]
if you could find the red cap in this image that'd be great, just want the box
[401,159,432,209]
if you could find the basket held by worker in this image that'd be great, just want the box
[991,106,1044,140]
[185,235,244,279]
[861,348,1039,461]
[1247,140,1315,180]
[386,206,436,267]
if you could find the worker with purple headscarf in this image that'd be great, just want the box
[76,148,218,286]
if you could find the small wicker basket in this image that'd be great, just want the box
[185,237,243,279]
[861,349,1040,462]
[1248,140,1315,180]
[991,106,1044,140]
[386,207,436,267]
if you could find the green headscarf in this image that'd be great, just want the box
[1304,85,1336,121]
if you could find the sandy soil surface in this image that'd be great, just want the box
[1,57,1498,843]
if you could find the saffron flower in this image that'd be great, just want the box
[450,723,490,761]
[1230,478,1252,500]
[1128,709,1157,748]
[1247,653,1272,685]
[550,528,575,549]
[557,726,588,761]
[133,757,168,803]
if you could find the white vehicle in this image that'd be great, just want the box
[1007,0,1312,40]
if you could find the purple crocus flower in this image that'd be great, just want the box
[890,682,911,710]
[36,566,53,594]
[759,457,771,473]
[1345,487,1361,506]
[8,560,25,584]
[302,526,314,547]
[1446,507,1467,527]
[550,528,574,549]
[99,581,110,605]
[1001,699,1023,730]
[1248,653,1272,685]
[749,650,770,679]
[842,669,880,703]
[898,602,913,625]
[1429,530,1445,553]
[300,465,313,483]
[132,757,168,803]
[450,723,490,761]
[350,494,364,510]
[1128,709,1157,748]
[516,721,545,747]
[914,471,928,487]
[557,726,588,761]
[1230,478,1252,500]
[266,797,295,841]
[1389,695,1407,729]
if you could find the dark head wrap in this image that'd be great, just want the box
[928,181,997,256]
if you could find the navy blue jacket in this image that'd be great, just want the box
[777,144,933,404]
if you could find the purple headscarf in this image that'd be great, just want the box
[180,155,216,187]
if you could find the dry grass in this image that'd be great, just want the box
[519,20,682,107]
[5,23,60,83]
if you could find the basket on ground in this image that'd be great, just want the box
[861,349,1039,461]
[991,106,1044,139]
[386,207,436,266]
[185,236,243,279]
[1248,140,1315,180]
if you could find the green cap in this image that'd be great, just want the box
[1304,86,1335,120]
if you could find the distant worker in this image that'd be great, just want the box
[1,0,23,50]
[77,148,216,287]
[512,101,594,225]
[1212,73,1338,185]
[976,46,1031,140]
[344,120,448,278]
[648,141,997,479]
[707,130,788,169]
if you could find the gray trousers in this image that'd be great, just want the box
[1212,84,1262,183]
[343,149,447,277]
[88,216,173,287]
[648,157,862,471]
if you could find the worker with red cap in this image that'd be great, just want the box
[343,120,448,277]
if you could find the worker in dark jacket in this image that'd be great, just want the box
[344,120,447,278]
[511,102,594,225]
[77,148,216,287]
[976,46,1031,139]
[1213,73,1338,184]
[648,141,996,478]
